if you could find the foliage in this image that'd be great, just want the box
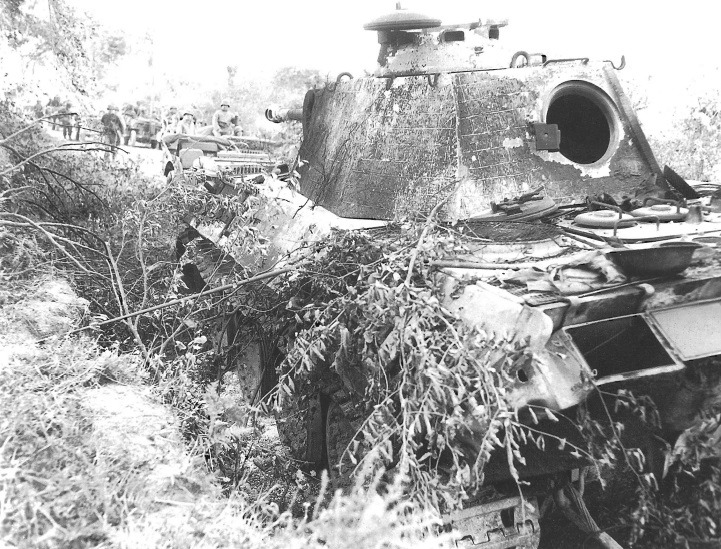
[0,225,47,279]
[0,272,445,548]
[267,227,546,510]
[271,67,327,93]
[659,410,721,543]
[649,91,721,182]
[1,101,181,353]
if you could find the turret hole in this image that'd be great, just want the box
[545,82,619,165]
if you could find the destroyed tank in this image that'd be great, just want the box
[181,8,721,548]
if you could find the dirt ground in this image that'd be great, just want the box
[0,275,314,547]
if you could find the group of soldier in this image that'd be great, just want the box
[157,99,243,138]
[29,97,243,159]
[34,98,81,140]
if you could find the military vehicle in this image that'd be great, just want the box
[179,7,721,548]
[124,116,162,148]
[162,133,275,182]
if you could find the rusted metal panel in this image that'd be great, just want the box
[452,71,537,213]
[299,77,457,219]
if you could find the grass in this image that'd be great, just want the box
[0,333,144,547]
[2,344,96,544]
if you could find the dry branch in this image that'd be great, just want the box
[0,142,127,176]
[39,264,304,343]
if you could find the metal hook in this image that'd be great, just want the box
[336,72,353,83]
[426,73,439,87]
[327,72,353,92]
[605,55,626,70]
[613,215,660,236]
[589,200,624,217]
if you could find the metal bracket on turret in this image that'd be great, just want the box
[532,123,561,152]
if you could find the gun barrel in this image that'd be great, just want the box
[265,107,303,123]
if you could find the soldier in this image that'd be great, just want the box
[231,114,243,136]
[59,102,74,140]
[33,100,44,121]
[211,99,234,137]
[123,103,138,119]
[177,109,196,135]
[100,105,125,159]
[72,111,81,141]
[162,106,179,135]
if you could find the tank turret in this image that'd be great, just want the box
[288,8,665,222]
[364,5,525,75]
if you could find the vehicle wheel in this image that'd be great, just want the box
[224,316,281,405]
[273,361,362,472]
[150,140,158,149]
[128,129,137,147]
[275,388,326,469]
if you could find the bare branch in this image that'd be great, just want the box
[0,214,91,273]
[39,263,305,342]
[0,142,128,176]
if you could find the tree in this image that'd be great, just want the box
[0,0,127,95]
[649,93,721,182]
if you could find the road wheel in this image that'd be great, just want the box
[274,366,361,472]
[275,388,326,469]
[225,318,281,405]
[150,139,158,149]
[128,129,137,146]
[325,399,359,489]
